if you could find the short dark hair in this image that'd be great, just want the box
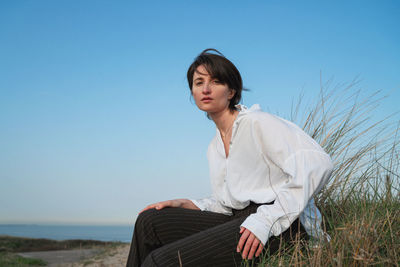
[187,48,244,112]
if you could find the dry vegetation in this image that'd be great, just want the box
[247,78,399,266]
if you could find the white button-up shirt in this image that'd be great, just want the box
[191,104,333,245]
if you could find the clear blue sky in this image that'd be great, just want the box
[1,0,399,225]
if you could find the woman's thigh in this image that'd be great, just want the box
[142,217,306,267]
[137,207,232,245]
[142,217,245,267]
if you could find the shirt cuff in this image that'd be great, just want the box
[240,214,272,245]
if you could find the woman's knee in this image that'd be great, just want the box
[134,208,159,231]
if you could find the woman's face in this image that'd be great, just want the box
[191,65,235,114]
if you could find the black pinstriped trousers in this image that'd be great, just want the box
[126,202,305,267]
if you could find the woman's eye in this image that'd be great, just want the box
[213,80,222,84]
[195,82,203,86]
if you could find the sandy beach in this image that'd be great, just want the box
[18,243,130,267]
[75,243,130,267]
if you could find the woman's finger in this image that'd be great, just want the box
[237,229,250,252]
[248,238,260,259]
[139,199,182,214]
[255,243,263,257]
[158,200,175,209]
[155,201,166,210]
[241,233,255,259]
[139,204,153,213]
[139,202,162,213]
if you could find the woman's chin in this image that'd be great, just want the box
[198,107,216,114]
[195,102,228,114]
[196,103,212,112]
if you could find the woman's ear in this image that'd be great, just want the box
[228,89,236,100]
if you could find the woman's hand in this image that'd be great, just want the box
[237,227,264,260]
[139,199,200,213]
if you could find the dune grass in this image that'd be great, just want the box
[0,251,47,267]
[246,78,399,266]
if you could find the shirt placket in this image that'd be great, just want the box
[221,120,239,206]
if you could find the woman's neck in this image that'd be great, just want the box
[209,108,239,136]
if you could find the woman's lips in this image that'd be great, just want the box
[201,97,213,103]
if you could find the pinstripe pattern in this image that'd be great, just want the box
[126,203,305,267]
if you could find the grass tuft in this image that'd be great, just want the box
[247,77,399,266]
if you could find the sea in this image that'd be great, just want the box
[0,224,133,243]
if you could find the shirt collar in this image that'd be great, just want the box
[215,104,262,137]
[214,104,263,156]
[235,104,262,115]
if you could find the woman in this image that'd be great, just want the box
[127,49,333,267]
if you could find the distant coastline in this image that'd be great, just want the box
[0,224,132,243]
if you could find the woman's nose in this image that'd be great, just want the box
[202,82,211,93]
